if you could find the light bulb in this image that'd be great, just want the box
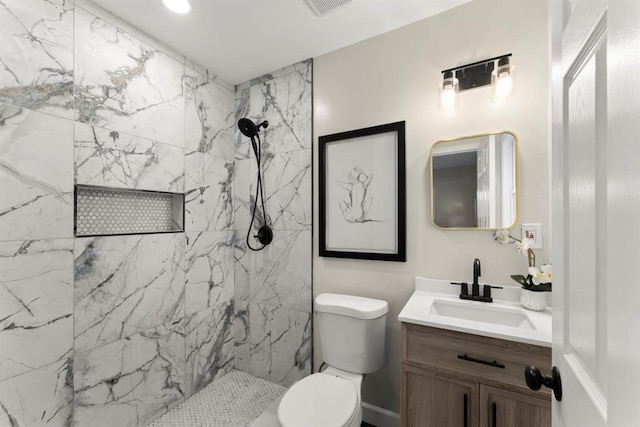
[440,70,458,110]
[493,56,513,100]
[440,86,457,110]
[163,0,191,14]
[495,73,513,99]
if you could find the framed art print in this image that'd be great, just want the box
[319,121,406,262]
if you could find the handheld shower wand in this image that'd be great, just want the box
[238,118,273,251]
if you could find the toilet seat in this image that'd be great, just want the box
[278,373,359,427]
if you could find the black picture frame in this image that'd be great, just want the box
[319,121,406,262]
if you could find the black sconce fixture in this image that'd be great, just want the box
[440,53,513,109]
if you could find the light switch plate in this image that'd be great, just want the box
[521,223,542,249]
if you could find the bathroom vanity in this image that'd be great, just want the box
[399,278,552,427]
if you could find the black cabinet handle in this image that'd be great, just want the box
[492,402,497,427]
[463,393,468,427]
[457,353,506,369]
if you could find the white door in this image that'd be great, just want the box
[476,138,494,227]
[551,0,640,425]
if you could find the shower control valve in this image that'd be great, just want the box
[255,225,273,245]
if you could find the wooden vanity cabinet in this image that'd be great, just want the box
[401,323,551,427]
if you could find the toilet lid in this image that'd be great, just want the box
[278,373,358,427]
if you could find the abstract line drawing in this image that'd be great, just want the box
[337,166,377,223]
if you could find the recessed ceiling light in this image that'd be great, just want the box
[163,0,191,14]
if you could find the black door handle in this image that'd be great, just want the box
[525,365,563,401]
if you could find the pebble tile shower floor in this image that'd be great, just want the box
[149,370,286,427]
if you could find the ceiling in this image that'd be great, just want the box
[89,0,472,85]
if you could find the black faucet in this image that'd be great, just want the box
[450,258,503,303]
[472,258,481,296]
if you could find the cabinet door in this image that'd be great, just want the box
[402,364,478,427]
[479,385,550,427]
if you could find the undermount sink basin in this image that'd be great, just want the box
[429,299,536,330]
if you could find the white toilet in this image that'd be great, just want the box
[277,293,388,427]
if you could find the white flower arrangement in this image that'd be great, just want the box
[494,229,552,292]
[529,264,553,285]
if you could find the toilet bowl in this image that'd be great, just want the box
[277,293,388,427]
[277,367,362,427]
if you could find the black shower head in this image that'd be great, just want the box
[238,118,258,138]
[238,118,269,138]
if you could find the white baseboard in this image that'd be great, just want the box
[362,402,400,427]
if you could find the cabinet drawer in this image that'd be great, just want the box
[402,323,551,393]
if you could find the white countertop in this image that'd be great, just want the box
[398,277,552,347]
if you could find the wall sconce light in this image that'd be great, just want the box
[440,53,513,108]
[493,56,513,99]
[440,70,458,110]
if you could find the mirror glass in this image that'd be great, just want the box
[430,131,517,229]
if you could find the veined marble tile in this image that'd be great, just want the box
[0,105,73,241]
[185,302,234,396]
[234,148,311,233]
[74,0,186,68]
[0,0,73,119]
[251,230,311,312]
[248,59,312,87]
[234,62,313,390]
[233,157,255,231]
[185,69,234,160]
[248,65,312,154]
[249,303,311,387]
[0,359,73,427]
[234,86,250,160]
[232,228,250,372]
[235,149,311,233]
[234,186,286,243]
[279,59,312,80]
[233,299,250,373]
[184,151,234,232]
[185,231,234,315]
[74,7,185,146]
[184,60,209,79]
[75,122,185,192]
[74,320,186,427]
[233,159,252,235]
[234,228,250,301]
[262,149,311,231]
[0,240,73,382]
[74,233,186,352]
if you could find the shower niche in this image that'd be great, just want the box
[75,185,184,237]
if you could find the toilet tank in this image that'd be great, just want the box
[315,293,388,374]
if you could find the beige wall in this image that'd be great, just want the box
[313,0,549,414]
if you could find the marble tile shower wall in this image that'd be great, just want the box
[0,1,235,426]
[233,60,313,387]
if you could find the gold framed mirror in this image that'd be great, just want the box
[430,131,518,229]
